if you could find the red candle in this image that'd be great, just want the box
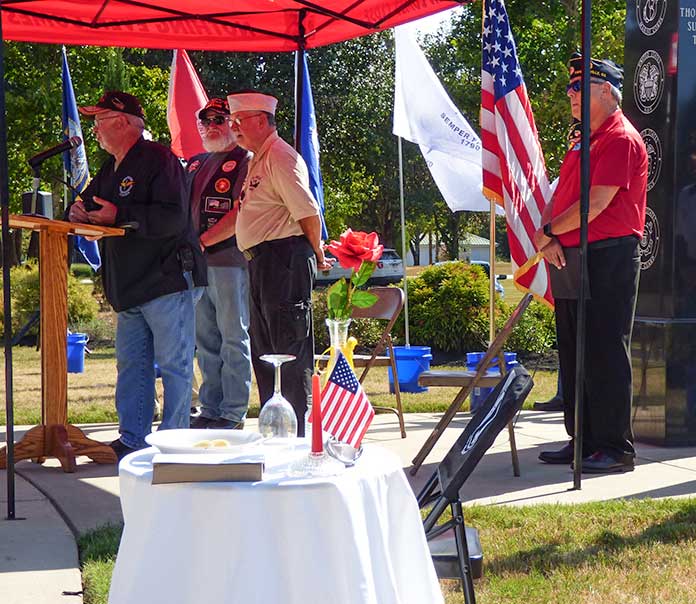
[311,374,323,453]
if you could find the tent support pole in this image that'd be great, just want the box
[0,0,18,519]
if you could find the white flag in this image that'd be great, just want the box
[393,24,498,213]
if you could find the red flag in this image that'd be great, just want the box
[480,0,554,307]
[167,49,208,159]
[320,353,374,449]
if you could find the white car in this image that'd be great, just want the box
[315,248,404,287]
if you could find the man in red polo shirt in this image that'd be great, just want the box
[534,54,648,473]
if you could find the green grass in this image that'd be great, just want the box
[78,499,696,604]
[1,346,558,425]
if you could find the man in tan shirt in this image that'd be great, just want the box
[202,90,331,435]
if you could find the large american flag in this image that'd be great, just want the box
[481,0,554,306]
[320,352,374,449]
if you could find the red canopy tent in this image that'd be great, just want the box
[0,0,463,50]
[0,0,467,516]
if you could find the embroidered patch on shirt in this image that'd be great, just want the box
[215,178,231,193]
[119,176,135,197]
[205,196,232,214]
[221,160,237,173]
[248,175,262,190]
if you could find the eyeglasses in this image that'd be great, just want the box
[199,115,229,127]
[231,112,263,126]
[93,115,121,127]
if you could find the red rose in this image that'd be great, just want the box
[327,229,384,271]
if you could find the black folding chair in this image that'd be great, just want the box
[417,365,534,604]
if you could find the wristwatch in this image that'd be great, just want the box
[543,222,554,238]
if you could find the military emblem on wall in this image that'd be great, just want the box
[640,128,662,191]
[634,50,665,114]
[636,0,667,36]
[640,206,660,270]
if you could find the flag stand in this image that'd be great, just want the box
[488,198,496,344]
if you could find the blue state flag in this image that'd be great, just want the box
[62,46,101,271]
[298,53,328,240]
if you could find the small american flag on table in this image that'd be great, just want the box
[320,352,374,449]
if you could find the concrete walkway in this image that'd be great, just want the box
[2,411,696,603]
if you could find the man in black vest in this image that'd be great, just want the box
[187,98,252,429]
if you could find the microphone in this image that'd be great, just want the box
[28,136,82,167]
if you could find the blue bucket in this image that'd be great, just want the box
[67,333,88,373]
[467,351,518,412]
[387,345,433,393]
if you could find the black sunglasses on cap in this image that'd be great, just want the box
[199,115,228,127]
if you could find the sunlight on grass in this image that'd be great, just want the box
[78,500,696,604]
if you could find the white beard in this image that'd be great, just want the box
[202,132,236,153]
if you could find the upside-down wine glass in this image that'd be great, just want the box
[257,354,298,438]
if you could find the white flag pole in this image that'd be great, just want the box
[489,198,496,344]
[398,136,410,347]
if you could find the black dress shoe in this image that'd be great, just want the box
[190,415,215,429]
[533,397,564,412]
[110,438,141,462]
[538,442,574,464]
[205,418,245,430]
[581,451,634,474]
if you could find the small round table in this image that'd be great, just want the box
[109,442,444,604]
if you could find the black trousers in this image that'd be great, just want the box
[555,237,640,458]
[247,236,316,436]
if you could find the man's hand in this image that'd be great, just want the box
[68,200,90,223]
[540,238,566,270]
[533,226,553,251]
[317,245,335,272]
[86,196,118,226]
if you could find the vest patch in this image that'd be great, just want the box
[205,196,232,214]
[215,178,231,193]
[222,160,237,173]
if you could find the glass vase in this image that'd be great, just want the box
[325,318,356,379]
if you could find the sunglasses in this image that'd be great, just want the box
[566,79,605,93]
[199,115,228,127]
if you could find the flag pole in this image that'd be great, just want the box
[0,0,18,520]
[488,199,496,344]
[573,0,592,491]
[398,136,410,347]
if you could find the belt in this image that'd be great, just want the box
[242,236,305,261]
[588,235,639,250]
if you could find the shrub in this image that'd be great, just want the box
[312,289,384,353]
[391,261,556,357]
[502,299,556,354]
[6,262,99,336]
[394,262,492,354]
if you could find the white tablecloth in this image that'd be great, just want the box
[109,442,443,604]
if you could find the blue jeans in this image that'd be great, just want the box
[195,266,252,423]
[115,287,197,448]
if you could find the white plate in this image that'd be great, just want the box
[145,429,263,454]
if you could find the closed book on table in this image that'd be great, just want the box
[151,453,264,484]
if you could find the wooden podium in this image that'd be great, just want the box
[0,215,124,472]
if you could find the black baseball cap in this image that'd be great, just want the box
[198,98,229,119]
[568,53,623,90]
[79,91,146,120]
